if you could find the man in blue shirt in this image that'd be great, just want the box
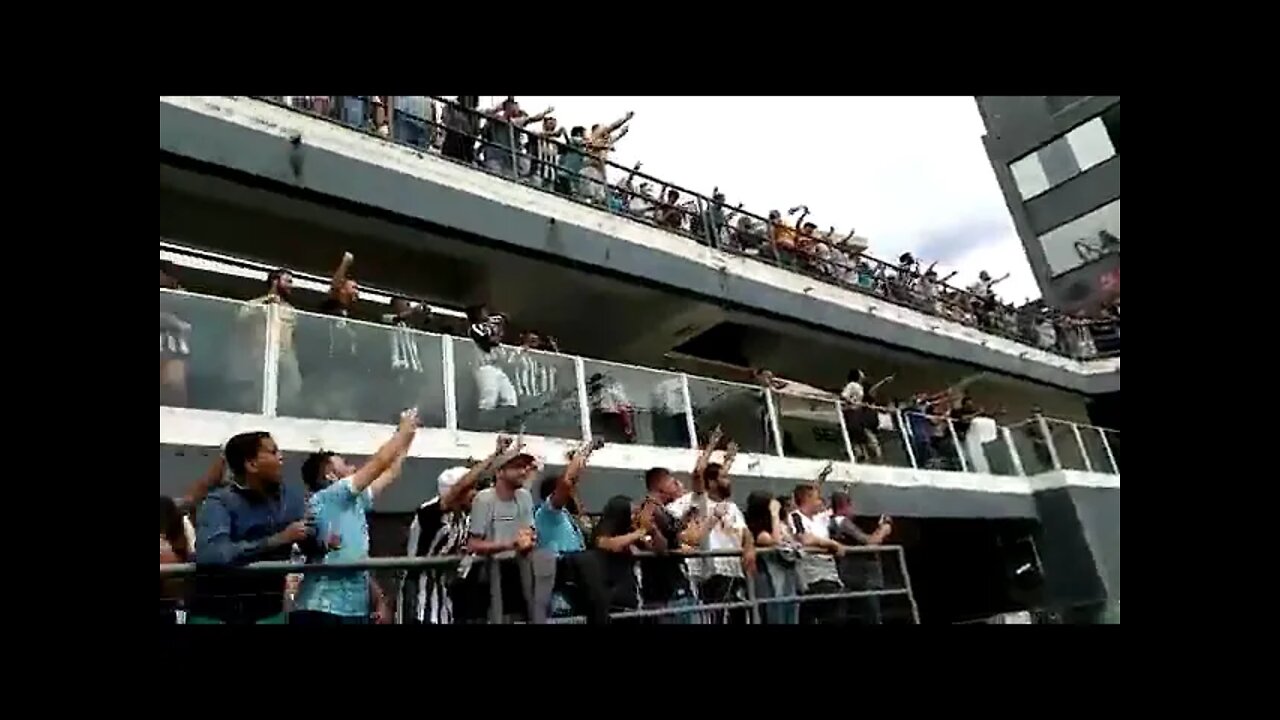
[191,431,315,624]
[534,439,611,622]
[291,409,420,625]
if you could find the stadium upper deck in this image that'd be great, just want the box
[159,96,1119,398]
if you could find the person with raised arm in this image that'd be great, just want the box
[787,481,848,625]
[685,438,756,623]
[401,434,521,624]
[289,408,420,625]
[465,439,541,622]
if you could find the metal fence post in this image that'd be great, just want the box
[1037,416,1062,470]
[1071,423,1093,472]
[488,557,504,624]
[679,373,699,450]
[764,389,785,458]
[1099,429,1119,474]
[1003,426,1026,476]
[442,336,458,432]
[896,546,921,624]
[836,401,858,464]
[947,418,969,472]
[506,122,518,179]
[574,357,593,443]
[260,302,281,417]
[898,410,919,469]
[745,567,762,625]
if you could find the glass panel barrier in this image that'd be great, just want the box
[842,403,914,469]
[1078,425,1116,475]
[160,288,267,414]
[453,340,582,439]
[953,415,1019,476]
[1008,420,1055,475]
[580,361,692,449]
[281,309,447,427]
[686,378,774,455]
[772,393,851,461]
[1045,419,1088,471]
[902,411,965,471]
[1104,430,1120,472]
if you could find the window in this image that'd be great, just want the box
[1038,200,1120,277]
[1008,117,1117,200]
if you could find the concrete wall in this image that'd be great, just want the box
[160,96,1118,396]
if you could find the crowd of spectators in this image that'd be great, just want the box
[163,251,1085,484]
[262,95,1120,359]
[160,422,904,625]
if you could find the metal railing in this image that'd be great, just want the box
[159,287,1119,476]
[249,95,1120,361]
[160,545,919,625]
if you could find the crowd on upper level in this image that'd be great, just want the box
[262,95,1121,360]
[162,248,1042,478]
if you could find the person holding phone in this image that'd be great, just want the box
[829,491,892,625]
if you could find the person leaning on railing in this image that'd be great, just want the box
[787,481,848,625]
[744,490,801,624]
[188,431,321,625]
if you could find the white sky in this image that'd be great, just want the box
[502,95,1040,304]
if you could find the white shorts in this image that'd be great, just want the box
[474,365,517,411]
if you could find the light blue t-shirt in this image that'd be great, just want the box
[534,497,585,556]
[296,477,374,617]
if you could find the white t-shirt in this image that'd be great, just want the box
[840,381,865,405]
[701,498,747,579]
[789,509,841,589]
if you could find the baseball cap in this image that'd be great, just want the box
[436,466,469,498]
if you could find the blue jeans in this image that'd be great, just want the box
[656,590,701,625]
[395,115,430,149]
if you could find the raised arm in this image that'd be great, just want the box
[367,450,408,500]
[990,272,1011,286]
[941,270,959,284]
[442,434,518,512]
[520,106,554,126]
[721,440,740,479]
[691,425,724,494]
[550,440,599,510]
[605,110,635,136]
[624,162,643,188]
[346,409,419,495]
[182,455,226,516]
[331,251,354,296]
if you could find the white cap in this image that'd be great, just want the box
[436,466,469,498]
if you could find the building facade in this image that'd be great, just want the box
[976,96,1120,311]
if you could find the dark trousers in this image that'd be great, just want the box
[555,551,611,625]
[800,580,845,625]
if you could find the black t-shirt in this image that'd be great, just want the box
[637,499,691,604]
[409,500,444,557]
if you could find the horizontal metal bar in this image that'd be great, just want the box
[159,545,904,577]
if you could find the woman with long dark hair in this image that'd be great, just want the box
[591,495,653,620]
[744,490,801,624]
[160,495,192,624]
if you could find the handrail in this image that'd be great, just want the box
[249,96,1119,361]
[159,544,903,577]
